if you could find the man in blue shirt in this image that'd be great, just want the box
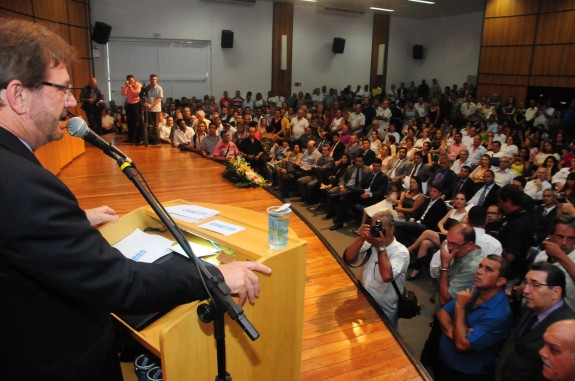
[436,255,513,381]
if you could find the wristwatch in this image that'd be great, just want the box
[378,246,386,252]
[439,266,450,272]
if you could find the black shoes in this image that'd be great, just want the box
[329,222,343,231]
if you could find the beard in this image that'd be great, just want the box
[29,94,65,145]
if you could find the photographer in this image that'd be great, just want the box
[343,211,409,325]
[121,74,142,144]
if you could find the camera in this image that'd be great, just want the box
[370,220,385,238]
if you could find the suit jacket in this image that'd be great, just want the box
[330,140,345,161]
[0,127,220,380]
[339,165,372,189]
[362,171,389,204]
[387,157,412,180]
[497,303,575,381]
[429,169,458,195]
[471,183,501,207]
[358,148,376,166]
[448,178,478,201]
[406,162,434,183]
[414,197,448,231]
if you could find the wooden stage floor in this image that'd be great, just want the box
[57,136,425,380]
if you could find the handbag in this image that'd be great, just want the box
[391,279,421,319]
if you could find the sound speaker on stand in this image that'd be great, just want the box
[92,22,112,44]
[332,38,345,54]
[221,30,234,49]
[413,45,423,60]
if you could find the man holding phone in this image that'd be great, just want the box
[343,211,409,324]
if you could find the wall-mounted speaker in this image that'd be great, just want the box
[413,45,423,60]
[91,22,112,44]
[332,37,345,54]
[221,30,234,49]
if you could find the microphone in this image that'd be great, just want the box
[66,117,133,164]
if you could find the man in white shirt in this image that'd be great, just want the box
[348,103,366,135]
[533,99,555,131]
[460,95,477,120]
[375,99,392,134]
[493,155,515,187]
[343,211,409,325]
[468,135,487,166]
[172,118,194,147]
[290,108,309,141]
[461,124,477,147]
[146,74,163,144]
[525,167,553,201]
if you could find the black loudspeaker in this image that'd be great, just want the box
[221,30,234,49]
[91,22,112,44]
[332,37,345,54]
[413,45,423,59]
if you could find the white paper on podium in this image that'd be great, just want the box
[166,204,220,223]
[170,241,220,258]
[113,228,174,263]
[198,219,245,236]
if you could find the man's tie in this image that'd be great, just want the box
[411,164,419,177]
[518,312,538,338]
[477,185,489,206]
[367,172,378,191]
[454,180,464,195]
[354,168,361,186]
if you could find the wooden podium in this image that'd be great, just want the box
[99,200,307,381]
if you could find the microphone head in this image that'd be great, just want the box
[66,117,89,138]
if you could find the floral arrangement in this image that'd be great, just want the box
[222,156,267,188]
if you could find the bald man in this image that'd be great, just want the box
[539,320,575,381]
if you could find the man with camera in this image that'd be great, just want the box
[343,211,409,324]
[121,74,143,144]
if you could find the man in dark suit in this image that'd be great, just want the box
[533,189,559,246]
[0,19,270,380]
[329,132,345,162]
[496,263,575,381]
[387,146,412,183]
[407,150,434,183]
[429,155,458,197]
[447,165,477,203]
[394,184,448,247]
[359,138,376,166]
[324,154,371,220]
[331,158,388,230]
[468,170,501,208]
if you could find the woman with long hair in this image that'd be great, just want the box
[406,192,469,279]
[559,172,575,201]
[469,154,492,183]
[394,176,426,221]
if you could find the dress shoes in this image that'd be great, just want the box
[134,141,145,146]
[329,222,343,230]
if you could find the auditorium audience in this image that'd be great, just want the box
[101,82,575,377]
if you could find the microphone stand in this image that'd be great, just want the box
[112,154,258,381]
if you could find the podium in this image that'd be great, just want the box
[98,200,307,381]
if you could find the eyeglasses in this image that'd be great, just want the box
[40,81,73,100]
[522,280,551,289]
[446,240,467,249]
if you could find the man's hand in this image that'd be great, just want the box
[541,240,568,262]
[456,286,475,309]
[85,206,119,226]
[440,240,455,268]
[217,261,272,306]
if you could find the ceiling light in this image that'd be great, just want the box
[370,7,394,12]
[409,0,436,4]
[301,0,317,2]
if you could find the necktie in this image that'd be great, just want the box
[454,180,464,195]
[411,164,419,177]
[354,168,361,186]
[477,185,489,206]
[435,171,444,184]
[368,173,378,191]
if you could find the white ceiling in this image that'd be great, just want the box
[270,0,486,19]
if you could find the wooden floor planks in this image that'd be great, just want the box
[56,135,424,380]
